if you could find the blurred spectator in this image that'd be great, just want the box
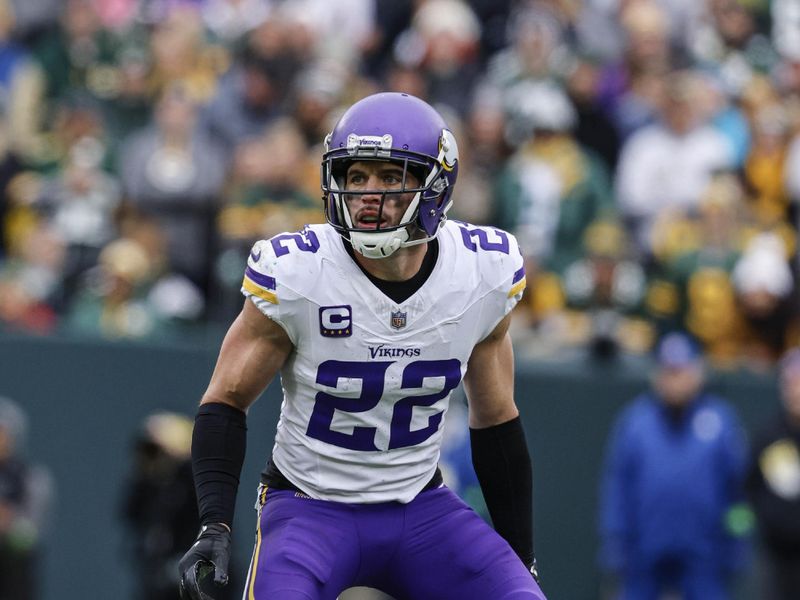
[383,58,429,103]
[63,232,204,340]
[0,152,26,258]
[217,117,319,242]
[641,170,796,370]
[746,348,800,600]
[34,91,115,173]
[119,82,227,293]
[513,216,653,360]
[464,0,513,60]
[0,223,64,334]
[491,3,568,83]
[564,57,622,172]
[598,332,751,599]
[289,62,346,149]
[274,0,375,66]
[559,219,651,359]
[773,0,800,57]
[445,85,510,225]
[581,0,705,55]
[731,233,800,368]
[200,0,271,46]
[615,69,735,255]
[595,0,677,140]
[92,0,140,31]
[744,102,791,228]
[33,135,122,301]
[0,395,54,600]
[6,0,59,42]
[123,211,206,328]
[494,80,616,275]
[32,0,152,141]
[63,236,156,338]
[781,112,800,205]
[644,172,747,363]
[147,5,226,104]
[120,411,199,600]
[703,71,751,170]
[392,0,482,116]
[33,0,119,100]
[201,23,298,152]
[361,0,414,78]
[0,0,46,163]
[690,0,778,94]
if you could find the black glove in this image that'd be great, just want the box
[179,523,232,600]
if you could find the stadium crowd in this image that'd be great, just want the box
[0,0,798,371]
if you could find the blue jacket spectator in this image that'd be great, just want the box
[598,332,750,599]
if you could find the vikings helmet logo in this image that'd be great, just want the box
[439,129,459,172]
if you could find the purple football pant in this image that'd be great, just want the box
[242,485,547,600]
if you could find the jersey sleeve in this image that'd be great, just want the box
[504,234,527,313]
[480,227,526,312]
[485,230,526,339]
[458,223,526,342]
[240,237,303,344]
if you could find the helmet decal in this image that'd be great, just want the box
[439,129,459,172]
[346,133,394,156]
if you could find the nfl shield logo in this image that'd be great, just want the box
[390,310,407,330]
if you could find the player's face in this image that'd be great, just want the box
[344,161,420,230]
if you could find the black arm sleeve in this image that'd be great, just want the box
[191,402,247,528]
[470,415,534,567]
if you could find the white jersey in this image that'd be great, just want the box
[241,221,526,503]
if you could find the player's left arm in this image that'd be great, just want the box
[179,301,293,599]
[464,312,519,427]
[464,312,538,580]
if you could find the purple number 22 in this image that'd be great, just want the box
[307,359,462,451]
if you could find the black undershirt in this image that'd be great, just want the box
[343,237,439,304]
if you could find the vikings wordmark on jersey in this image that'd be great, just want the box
[242,221,525,504]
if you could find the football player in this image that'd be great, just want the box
[179,92,546,599]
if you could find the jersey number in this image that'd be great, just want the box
[307,359,461,451]
[271,228,320,257]
[458,224,509,254]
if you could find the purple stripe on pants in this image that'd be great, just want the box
[243,486,547,600]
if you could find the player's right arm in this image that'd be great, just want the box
[179,300,292,600]
[201,299,293,412]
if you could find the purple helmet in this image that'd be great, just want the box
[322,92,459,258]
